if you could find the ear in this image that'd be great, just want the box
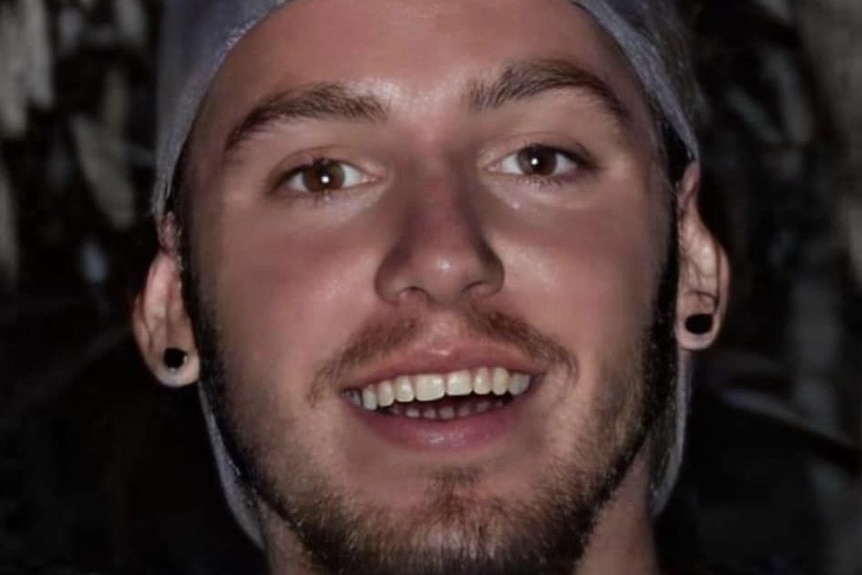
[132,216,200,386]
[675,164,731,351]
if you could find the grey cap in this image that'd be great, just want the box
[157,0,700,543]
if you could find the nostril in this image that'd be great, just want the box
[375,237,504,305]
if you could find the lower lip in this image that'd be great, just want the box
[347,394,529,451]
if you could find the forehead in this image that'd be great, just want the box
[191,0,651,148]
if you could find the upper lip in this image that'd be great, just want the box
[340,339,546,392]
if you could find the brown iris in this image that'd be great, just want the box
[300,159,346,193]
[516,145,562,177]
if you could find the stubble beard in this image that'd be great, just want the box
[181,227,679,575]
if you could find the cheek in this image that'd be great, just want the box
[199,206,382,403]
[501,200,665,453]
[500,199,667,372]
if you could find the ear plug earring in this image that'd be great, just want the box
[163,348,188,371]
[685,314,713,336]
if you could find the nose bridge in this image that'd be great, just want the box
[407,172,476,254]
[375,169,504,306]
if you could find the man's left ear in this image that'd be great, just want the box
[675,164,730,351]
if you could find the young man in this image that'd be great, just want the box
[133,0,729,573]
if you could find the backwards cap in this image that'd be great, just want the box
[157,0,700,543]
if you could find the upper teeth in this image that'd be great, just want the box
[350,367,532,411]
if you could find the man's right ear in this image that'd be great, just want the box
[132,220,200,387]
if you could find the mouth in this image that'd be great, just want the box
[343,366,533,421]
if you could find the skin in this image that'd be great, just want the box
[133,0,730,573]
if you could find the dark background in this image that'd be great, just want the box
[1,0,860,573]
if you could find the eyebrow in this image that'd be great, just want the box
[467,58,630,124]
[223,58,630,156]
[224,82,388,154]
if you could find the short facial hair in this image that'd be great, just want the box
[179,211,680,575]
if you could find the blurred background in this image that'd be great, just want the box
[0,0,859,573]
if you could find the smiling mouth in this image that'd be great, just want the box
[343,367,534,421]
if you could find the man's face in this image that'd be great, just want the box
[176,0,688,572]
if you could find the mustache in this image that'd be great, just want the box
[309,308,575,403]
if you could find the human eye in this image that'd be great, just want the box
[277,158,369,196]
[492,144,589,183]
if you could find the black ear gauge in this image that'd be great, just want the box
[163,347,188,371]
[684,314,714,336]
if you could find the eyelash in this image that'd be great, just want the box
[271,154,370,203]
[490,142,596,188]
[270,141,595,204]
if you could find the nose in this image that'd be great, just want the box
[374,174,504,307]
